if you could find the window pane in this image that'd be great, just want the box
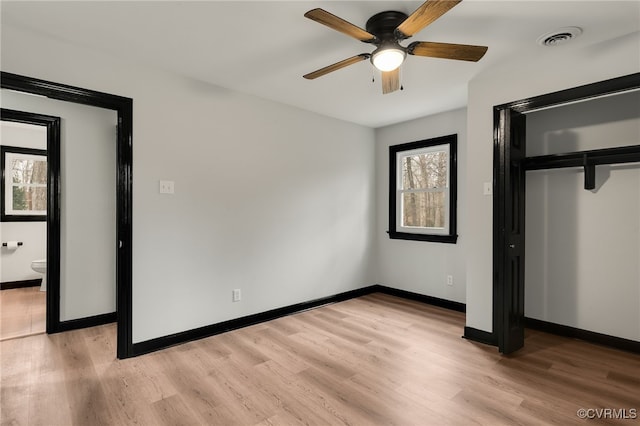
[11,159,47,185]
[12,185,47,212]
[401,151,448,190]
[31,160,48,184]
[402,191,445,228]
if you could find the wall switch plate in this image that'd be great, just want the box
[159,180,175,194]
[232,289,241,302]
[483,182,493,196]
[447,275,453,286]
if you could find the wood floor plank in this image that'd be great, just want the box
[26,370,72,426]
[252,360,348,425]
[236,327,310,374]
[0,287,46,341]
[151,394,201,426]
[2,292,639,425]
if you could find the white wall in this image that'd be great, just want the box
[525,91,640,341]
[0,121,47,283]
[1,90,118,321]
[375,108,467,302]
[526,91,640,156]
[1,24,376,343]
[466,30,640,333]
[1,120,46,150]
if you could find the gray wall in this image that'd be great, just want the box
[3,6,638,345]
[525,91,640,341]
[1,24,376,343]
[375,108,467,303]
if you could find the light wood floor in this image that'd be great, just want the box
[1,293,639,425]
[0,287,46,341]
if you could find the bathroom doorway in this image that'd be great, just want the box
[1,72,133,359]
[0,109,59,340]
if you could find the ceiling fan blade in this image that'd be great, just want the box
[381,68,400,94]
[303,54,370,80]
[305,8,377,43]
[396,0,462,39]
[408,41,488,61]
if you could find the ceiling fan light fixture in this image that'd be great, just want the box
[371,46,406,72]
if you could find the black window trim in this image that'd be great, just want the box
[388,134,458,244]
[1,144,49,222]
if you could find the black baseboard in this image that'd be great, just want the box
[1,278,42,290]
[129,283,640,356]
[132,285,466,357]
[54,312,117,333]
[374,285,466,313]
[463,326,497,346]
[525,317,640,354]
[132,286,377,356]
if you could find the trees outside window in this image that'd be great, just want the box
[389,134,457,243]
[1,146,47,221]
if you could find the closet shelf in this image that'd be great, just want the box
[523,145,640,190]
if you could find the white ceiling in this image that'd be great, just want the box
[2,1,639,128]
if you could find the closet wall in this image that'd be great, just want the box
[525,90,640,341]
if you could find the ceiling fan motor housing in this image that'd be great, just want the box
[365,11,409,43]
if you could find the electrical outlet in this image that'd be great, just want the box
[483,182,492,196]
[446,275,453,286]
[232,289,241,302]
[159,180,175,194]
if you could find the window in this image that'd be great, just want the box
[389,134,457,243]
[1,146,48,221]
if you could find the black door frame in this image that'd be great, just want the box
[492,72,640,353]
[1,72,134,359]
[0,108,61,333]
[493,108,526,354]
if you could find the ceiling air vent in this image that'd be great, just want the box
[537,27,582,46]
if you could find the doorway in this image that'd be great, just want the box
[1,72,133,359]
[0,110,58,339]
[493,72,640,354]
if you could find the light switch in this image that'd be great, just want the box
[483,182,493,196]
[159,180,175,194]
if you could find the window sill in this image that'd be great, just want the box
[388,231,458,244]
[1,214,47,222]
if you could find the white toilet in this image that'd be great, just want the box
[31,259,47,292]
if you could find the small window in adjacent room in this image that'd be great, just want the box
[1,146,48,221]
[389,134,457,243]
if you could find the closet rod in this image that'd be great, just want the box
[523,145,640,190]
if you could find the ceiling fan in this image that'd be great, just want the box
[303,0,488,94]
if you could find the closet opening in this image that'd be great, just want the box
[492,73,640,354]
